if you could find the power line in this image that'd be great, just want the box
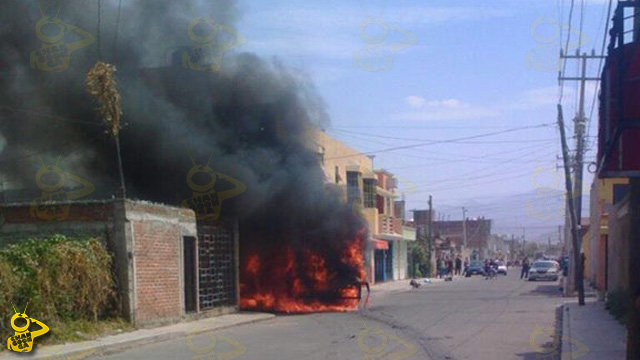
[330,128,555,144]
[586,0,614,151]
[559,0,577,102]
[323,123,554,161]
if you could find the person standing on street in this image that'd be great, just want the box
[447,259,454,278]
[455,256,462,276]
[520,257,530,279]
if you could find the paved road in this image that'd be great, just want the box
[94,269,566,360]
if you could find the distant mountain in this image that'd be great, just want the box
[423,189,589,243]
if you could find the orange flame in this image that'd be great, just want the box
[240,227,366,314]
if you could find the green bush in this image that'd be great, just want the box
[605,288,629,324]
[0,235,118,344]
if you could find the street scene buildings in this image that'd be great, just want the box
[0,1,639,360]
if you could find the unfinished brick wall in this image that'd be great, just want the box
[0,201,114,246]
[127,202,185,326]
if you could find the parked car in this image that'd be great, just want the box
[528,261,559,281]
[465,260,486,277]
[496,262,507,275]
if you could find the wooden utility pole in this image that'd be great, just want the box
[557,104,585,306]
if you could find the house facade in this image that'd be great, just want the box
[312,129,416,284]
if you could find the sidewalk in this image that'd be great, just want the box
[0,312,275,360]
[561,298,627,360]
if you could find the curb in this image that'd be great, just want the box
[1,313,276,360]
[561,303,571,360]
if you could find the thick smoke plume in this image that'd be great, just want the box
[0,0,367,310]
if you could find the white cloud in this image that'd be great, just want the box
[405,95,426,108]
[395,97,498,121]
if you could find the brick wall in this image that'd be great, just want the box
[126,201,196,326]
[0,201,114,246]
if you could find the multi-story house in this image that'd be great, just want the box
[312,129,416,284]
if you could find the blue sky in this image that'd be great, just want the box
[227,0,613,241]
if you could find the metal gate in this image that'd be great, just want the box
[197,220,237,310]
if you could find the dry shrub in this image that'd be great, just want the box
[0,235,117,344]
[86,61,122,136]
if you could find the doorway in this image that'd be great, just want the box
[183,236,197,313]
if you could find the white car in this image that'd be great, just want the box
[528,261,559,281]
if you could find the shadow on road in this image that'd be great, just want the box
[520,284,563,297]
[515,351,561,360]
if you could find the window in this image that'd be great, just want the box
[363,179,376,208]
[347,171,361,203]
[335,166,340,183]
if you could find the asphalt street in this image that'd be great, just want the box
[92,269,565,360]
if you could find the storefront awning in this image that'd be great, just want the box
[371,239,389,250]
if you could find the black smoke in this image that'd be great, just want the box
[0,0,367,304]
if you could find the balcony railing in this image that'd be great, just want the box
[379,215,403,235]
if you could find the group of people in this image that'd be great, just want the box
[437,256,469,278]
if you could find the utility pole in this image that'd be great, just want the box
[462,207,468,259]
[462,207,468,247]
[557,104,585,306]
[558,225,562,244]
[428,195,435,277]
[559,49,604,303]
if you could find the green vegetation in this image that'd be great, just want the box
[411,244,430,278]
[605,288,629,324]
[0,235,127,348]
